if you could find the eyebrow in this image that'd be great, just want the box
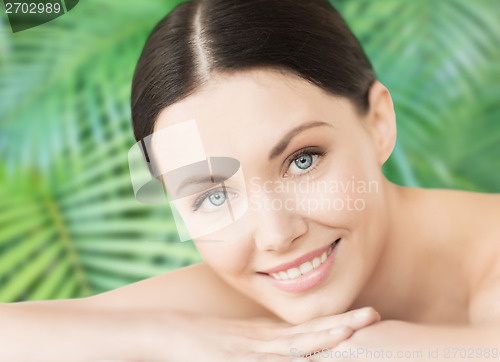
[268,121,332,160]
[174,174,228,198]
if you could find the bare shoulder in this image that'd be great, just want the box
[83,261,275,319]
[427,188,500,324]
[419,188,500,237]
[448,189,500,240]
[460,191,500,324]
[428,188,500,262]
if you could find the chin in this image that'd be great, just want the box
[266,297,345,325]
[276,281,368,324]
[285,311,321,325]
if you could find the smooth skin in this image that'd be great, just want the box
[2,69,500,361]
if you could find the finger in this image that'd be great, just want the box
[207,316,291,340]
[252,325,354,355]
[239,352,300,362]
[238,307,380,341]
[236,316,292,329]
[288,307,380,334]
[219,307,379,342]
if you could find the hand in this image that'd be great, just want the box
[142,307,381,362]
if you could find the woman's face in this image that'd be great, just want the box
[153,69,396,324]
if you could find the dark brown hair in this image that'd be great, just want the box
[131,0,376,142]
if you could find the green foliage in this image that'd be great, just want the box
[0,0,499,302]
[0,0,201,302]
[337,0,500,191]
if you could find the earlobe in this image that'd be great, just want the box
[366,81,397,166]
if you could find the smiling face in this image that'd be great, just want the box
[152,68,397,324]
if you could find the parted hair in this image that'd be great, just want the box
[131,0,376,142]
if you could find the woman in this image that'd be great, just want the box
[2,0,499,361]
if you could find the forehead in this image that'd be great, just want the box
[150,69,346,165]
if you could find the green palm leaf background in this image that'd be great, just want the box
[0,0,499,303]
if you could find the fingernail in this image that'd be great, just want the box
[354,307,373,319]
[329,326,348,335]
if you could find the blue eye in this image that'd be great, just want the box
[208,191,226,206]
[286,149,325,176]
[192,187,237,212]
[294,154,313,170]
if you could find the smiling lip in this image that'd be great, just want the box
[258,239,341,293]
[258,239,338,274]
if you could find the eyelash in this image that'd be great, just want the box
[192,186,229,212]
[284,147,327,178]
[191,147,326,211]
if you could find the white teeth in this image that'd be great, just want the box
[287,267,301,279]
[320,251,327,263]
[299,261,313,275]
[278,271,289,280]
[268,241,340,281]
[270,273,280,279]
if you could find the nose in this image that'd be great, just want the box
[251,193,308,252]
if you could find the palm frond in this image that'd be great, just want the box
[1,0,499,302]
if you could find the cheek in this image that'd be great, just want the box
[299,159,381,228]
[194,234,254,276]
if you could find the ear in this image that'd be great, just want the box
[365,81,397,166]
